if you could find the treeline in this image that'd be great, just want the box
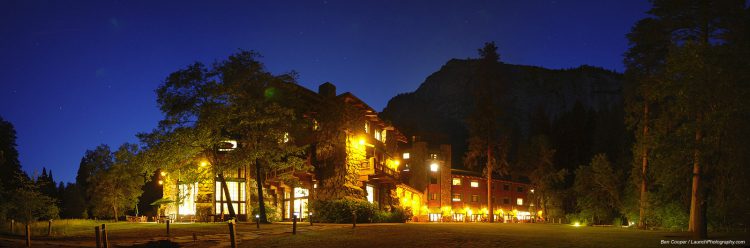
[0,116,160,223]
[497,1,750,239]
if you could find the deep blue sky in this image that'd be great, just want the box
[0,0,650,184]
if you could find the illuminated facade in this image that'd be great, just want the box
[399,141,534,222]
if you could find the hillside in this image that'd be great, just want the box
[380,59,625,172]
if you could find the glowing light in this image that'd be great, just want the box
[403,153,410,159]
[537,210,543,218]
[358,138,365,146]
[199,160,209,167]
[573,222,581,227]
[430,163,439,172]
[466,208,473,216]
[158,180,164,185]
[255,214,260,219]
[394,160,400,166]
[160,171,167,176]
[530,189,535,193]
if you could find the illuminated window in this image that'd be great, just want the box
[366,185,374,203]
[471,195,479,202]
[452,178,461,186]
[215,181,246,215]
[470,180,479,188]
[178,183,197,215]
[429,213,441,222]
[430,163,439,172]
[452,194,461,202]
[374,128,381,141]
[430,193,437,200]
[381,130,387,142]
[403,153,410,159]
[430,153,438,159]
[517,198,523,206]
[365,121,370,133]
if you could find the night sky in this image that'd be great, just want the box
[0,0,649,184]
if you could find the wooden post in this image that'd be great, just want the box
[25,224,30,248]
[48,219,53,236]
[228,221,237,248]
[255,215,260,229]
[95,226,101,248]
[166,220,170,236]
[292,215,297,235]
[352,211,357,228]
[10,219,14,234]
[101,224,109,248]
[309,213,313,226]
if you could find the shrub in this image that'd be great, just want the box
[310,198,377,223]
[251,202,280,223]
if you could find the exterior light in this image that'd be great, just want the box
[160,171,167,176]
[573,222,581,227]
[199,161,209,167]
[403,153,410,159]
[530,189,535,193]
[158,180,163,185]
[394,160,400,166]
[430,163,439,172]
[358,138,365,146]
[255,214,260,219]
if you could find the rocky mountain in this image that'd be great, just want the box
[380,58,624,170]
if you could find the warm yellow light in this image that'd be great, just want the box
[394,160,400,166]
[537,210,543,218]
[467,208,473,216]
[430,163,439,172]
[160,171,167,176]
[573,222,581,227]
[199,160,209,167]
[158,180,163,185]
[358,138,365,146]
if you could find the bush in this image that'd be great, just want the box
[251,202,280,223]
[372,206,411,223]
[310,198,377,223]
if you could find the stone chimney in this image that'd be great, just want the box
[318,82,336,97]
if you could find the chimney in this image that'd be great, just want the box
[318,82,336,97]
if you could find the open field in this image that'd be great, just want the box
[0,221,747,247]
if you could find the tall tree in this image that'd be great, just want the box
[76,144,114,218]
[89,143,144,220]
[526,135,567,221]
[0,116,27,191]
[573,154,621,225]
[625,0,749,238]
[464,42,508,223]
[139,50,307,222]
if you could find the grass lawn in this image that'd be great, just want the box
[1,221,747,247]
[244,223,750,248]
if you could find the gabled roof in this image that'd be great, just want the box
[339,92,408,143]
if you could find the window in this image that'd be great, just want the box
[364,121,370,133]
[452,178,461,186]
[503,198,510,204]
[430,177,438,184]
[381,130,387,143]
[503,184,510,191]
[471,195,479,202]
[517,198,524,206]
[178,183,197,215]
[374,128,381,141]
[366,185,375,203]
[215,181,246,215]
[430,193,437,200]
[403,153,410,159]
[517,186,524,193]
[430,153,438,159]
[429,213,441,222]
[452,194,461,202]
[470,180,479,188]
